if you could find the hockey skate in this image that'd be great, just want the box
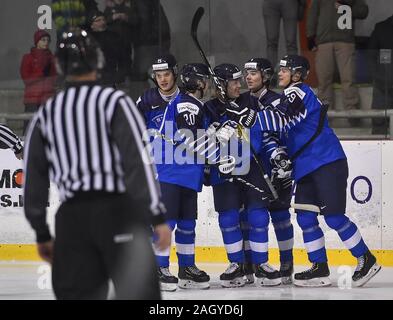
[352,250,381,287]
[243,262,255,285]
[294,262,331,287]
[158,267,178,292]
[280,261,294,285]
[178,265,210,289]
[220,262,246,288]
[255,263,281,286]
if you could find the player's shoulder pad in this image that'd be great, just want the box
[236,91,259,108]
[265,89,281,102]
[205,97,221,108]
[260,89,281,109]
[138,88,167,109]
[204,98,221,119]
[176,94,202,115]
[283,84,306,101]
[143,87,161,102]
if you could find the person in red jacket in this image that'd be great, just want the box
[20,30,57,133]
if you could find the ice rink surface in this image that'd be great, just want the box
[0,262,391,300]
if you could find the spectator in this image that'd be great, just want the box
[368,14,393,135]
[104,0,138,82]
[52,0,98,41]
[132,0,171,81]
[88,11,128,87]
[82,0,98,16]
[263,0,307,68]
[20,30,56,134]
[307,0,368,125]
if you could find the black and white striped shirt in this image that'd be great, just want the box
[24,83,165,241]
[0,124,23,153]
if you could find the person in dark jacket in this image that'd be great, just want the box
[262,0,307,68]
[307,0,368,120]
[104,0,137,81]
[368,14,393,135]
[132,0,171,81]
[20,30,57,134]
[88,11,128,87]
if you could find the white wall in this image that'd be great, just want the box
[1,140,392,250]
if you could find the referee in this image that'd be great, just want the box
[0,124,23,159]
[23,29,171,300]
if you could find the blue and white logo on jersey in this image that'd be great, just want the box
[152,114,164,128]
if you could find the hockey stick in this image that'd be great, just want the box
[230,176,320,213]
[191,7,278,200]
[237,125,279,200]
[191,7,227,100]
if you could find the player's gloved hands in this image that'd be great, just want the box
[270,147,292,179]
[217,155,236,176]
[271,167,293,191]
[226,101,257,128]
[14,150,23,160]
[216,121,237,145]
[206,122,220,137]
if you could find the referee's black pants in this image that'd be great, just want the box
[52,192,160,300]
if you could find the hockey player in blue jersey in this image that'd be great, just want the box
[148,63,216,291]
[243,58,294,285]
[136,54,180,291]
[205,63,282,287]
[136,54,180,132]
[276,54,381,287]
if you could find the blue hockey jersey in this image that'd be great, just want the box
[136,87,179,130]
[279,83,346,181]
[153,92,205,192]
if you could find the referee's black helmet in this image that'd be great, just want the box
[56,28,105,76]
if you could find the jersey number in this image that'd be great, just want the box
[288,93,297,103]
[183,113,196,126]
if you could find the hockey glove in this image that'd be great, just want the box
[13,145,23,160]
[216,155,236,177]
[206,122,220,137]
[15,151,23,160]
[271,167,293,191]
[270,147,292,179]
[226,101,257,128]
[216,120,237,145]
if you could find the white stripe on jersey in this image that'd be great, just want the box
[284,86,306,100]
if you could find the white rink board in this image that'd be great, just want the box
[1,141,393,250]
[382,142,393,249]
[0,149,59,243]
